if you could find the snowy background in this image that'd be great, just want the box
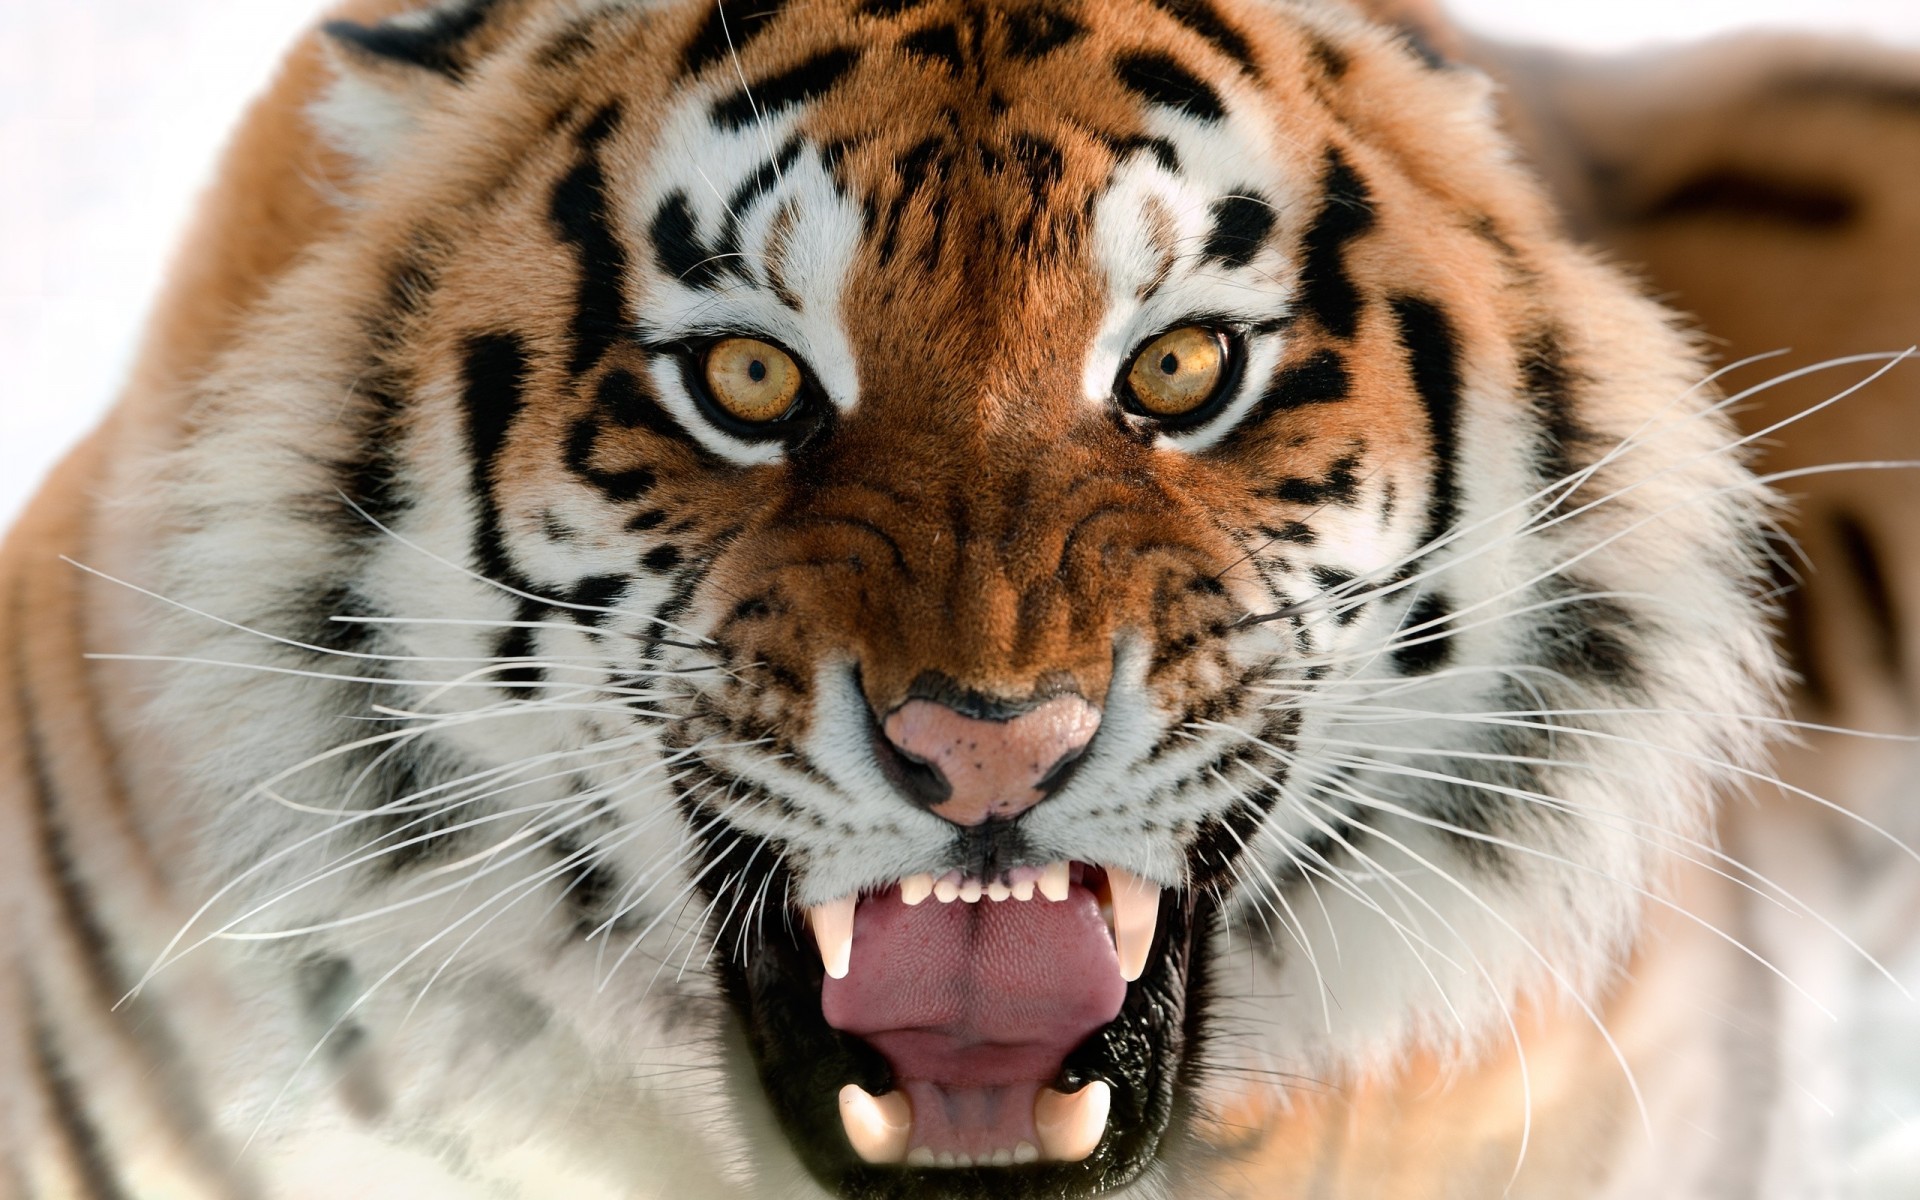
[4,0,1920,528]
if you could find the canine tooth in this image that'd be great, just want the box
[1012,876,1036,901]
[1039,861,1071,902]
[1033,1080,1110,1162]
[990,1148,1014,1166]
[1014,1141,1040,1164]
[1105,867,1162,983]
[907,1147,937,1167]
[987,880,1011,902]
[959,877,983,903]
[810,896,857,980]
[838,1084,911,1164]
[900,874,934,906]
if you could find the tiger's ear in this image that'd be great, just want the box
[1340,0,1464,67]
[312,0,506,171]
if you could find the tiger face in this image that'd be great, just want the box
[144,0,1777,1193]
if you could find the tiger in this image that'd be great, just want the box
[3,0,1916,1196]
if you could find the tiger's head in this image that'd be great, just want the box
[140,0,1778,1194]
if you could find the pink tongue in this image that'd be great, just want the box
[821,886,1125,1156]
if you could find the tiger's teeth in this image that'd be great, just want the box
[809,896,857,980]
[1012,876,1036,901]
[1105,867,1162,983]
[986,880,1012,902]
[1014,1141,1040,1164]
[934,874,961,903]
[838,1084,912,1164]
[1033,1081,1111,1162]
[900,874,935,906]
[1039,861,1071,902]
[959,877,983,903]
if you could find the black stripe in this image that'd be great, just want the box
[1002,5,1083,59]
[32,1006,133,1200]
[649,191,726,290]
[1521,328,1593,488]
[549,104,632,377]
[874,136,950,265]
[901,23,964,72]
[1391,592,1453,674]
[1307,36,1349,79]
[338,243,441,526]
[710,47,861,131]
[1144,0,1256,74]
[1390,295,1463,555]
[1534,575,1638,684]
[1114,51,1226,122]
[1096,132,1180,173]
[565,415,658,503]
[1299,148,1375,339]
[568,575,627,626]
[11,584,124,1010]
[712,138,808,276]
[596,367,688,443]
[1253,349,1349,420]
[1770,551,1829,708]
[1262,450,1362,507]
[322,0,501,79]
[1202,191,1276,268]
[458,331,541,698]
[1835,511,1905,682]
[1636,169,1858,231]
[681,0,792,76]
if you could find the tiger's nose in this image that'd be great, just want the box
[879,696,1102,827]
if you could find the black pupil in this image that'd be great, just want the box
[748,358,768,383]
[1159,352,1180,376]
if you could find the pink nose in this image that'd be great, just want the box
[881,696,1102,826]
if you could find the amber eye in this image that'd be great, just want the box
[1123,326,1231,419]
[702,337,805,425]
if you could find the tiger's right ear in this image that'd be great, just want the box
[313,0,505,171]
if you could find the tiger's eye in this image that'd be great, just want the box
[704,338,804,424]
[1125,326,1228,418]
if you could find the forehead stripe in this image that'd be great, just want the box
[1201,191,1276,268]
[680,0,790,77]
[1113,50,1226,122]
[1298,148,1375,340]
[710,46,861,132]
[550,103,631,377]
[1003,5,1084,59]
[1143,0,1257,75]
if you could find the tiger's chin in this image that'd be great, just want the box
[708,845,1211,1197]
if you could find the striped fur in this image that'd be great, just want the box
[0,1,1913,1196]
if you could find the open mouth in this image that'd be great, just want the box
[702,842,1212,1197]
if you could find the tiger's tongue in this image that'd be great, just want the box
[820,885,1126,1155]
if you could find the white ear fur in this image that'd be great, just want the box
[310,1,492,173]
[310,61,442,173]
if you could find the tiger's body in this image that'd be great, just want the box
[2,1,1915,1197]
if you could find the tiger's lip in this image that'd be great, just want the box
[694,831,1211,1198]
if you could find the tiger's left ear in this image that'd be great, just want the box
[1341,0,1464,67]
[312,0,507,171]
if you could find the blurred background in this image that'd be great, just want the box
[2,1,1919,528]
